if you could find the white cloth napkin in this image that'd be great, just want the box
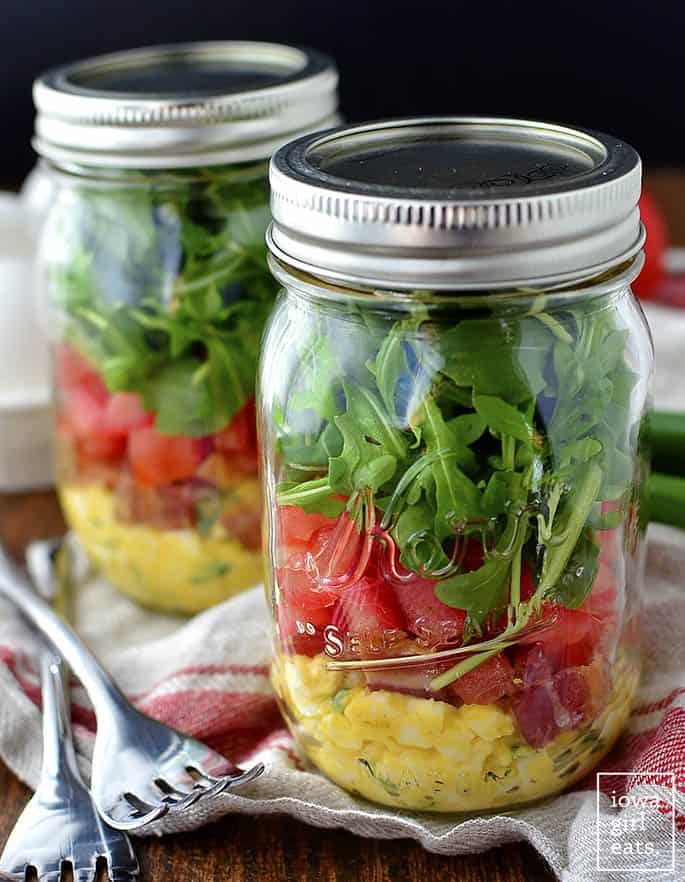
[0,303,683,882]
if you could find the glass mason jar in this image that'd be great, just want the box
[33,42,338,613]
[261,119,653,813]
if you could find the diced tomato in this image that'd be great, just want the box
[521,603,600,669]
[309,511,370,588]
[63,376,109,438]
[213,399,258,474]
[394,577,466,646]
[363,537,389,583]
[278,506,336,549]
[58,351,115,459]
[280,508,373,598]
[448,653,515,705]
[56,351,155,470]
[64,386,104,438]
[55,345,99,389]
[513,684,560,748]
[278,561,339,610]
[277,513,354,609]
[594,557,615,594]
[633,190,668,300]
[214,399,257,454]
[277,603,331,656]
[67,364,109,402]
[462,538,485,571]
[77,434,127,464]
[102,392,153,436]
[128,426,205,486]
[332,578,405,638]
[549,637,595,670]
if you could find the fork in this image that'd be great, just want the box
[0,650,139,882]
[0,538,264,832]
[1,535,136,880]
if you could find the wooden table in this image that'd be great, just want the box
[0,170,681,881]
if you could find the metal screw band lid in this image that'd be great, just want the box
[267,117,644,290]
[33,42,339,169]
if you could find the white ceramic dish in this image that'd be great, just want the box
[0,393,53,491]
[0,188,53,490]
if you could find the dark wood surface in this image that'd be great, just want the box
[0,169,682,881]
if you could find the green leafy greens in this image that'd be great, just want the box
[51,164,278,436]
[273,291,641,685]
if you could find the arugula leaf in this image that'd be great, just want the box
[435,556,511,623]
[392,499,451,573]
[278,422,343,472]
[354,455,398,493]
[559,438,603,465]
[546,530,600,609]
[287,333,343,424]
[440,317,551,405]
[143,358,218,436]
[328,383,409,494]
[448,412,486,446]
[473,394,534,442]
[375,315,443,428]
[277,478,347,517]
[434,487,529,626]
[419,398,482,539]
[539,462,602,597]
[481,470,522,518]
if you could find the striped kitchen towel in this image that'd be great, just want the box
[0,527,683,881]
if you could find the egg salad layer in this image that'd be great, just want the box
[60,483,263,613]
[272,651,638,813]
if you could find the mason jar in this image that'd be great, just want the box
[261,118,653,812]
[34,42,338,613]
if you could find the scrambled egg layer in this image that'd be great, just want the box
[60,483,263,613]
[273,652,638,813]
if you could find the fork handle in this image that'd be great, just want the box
[0,546,126,718]
[39,649,82,782]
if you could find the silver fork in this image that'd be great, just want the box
[0,538,264,832]
[0,652,139,882]
[1,536,137,880]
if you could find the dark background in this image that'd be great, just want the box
[2,0,681,179]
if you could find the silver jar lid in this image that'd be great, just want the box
[33,41,338,169]
[268,117,644,290]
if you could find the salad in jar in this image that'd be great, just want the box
[34,39,339,613]
[266,282,648,812]
[48,164,276,612]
